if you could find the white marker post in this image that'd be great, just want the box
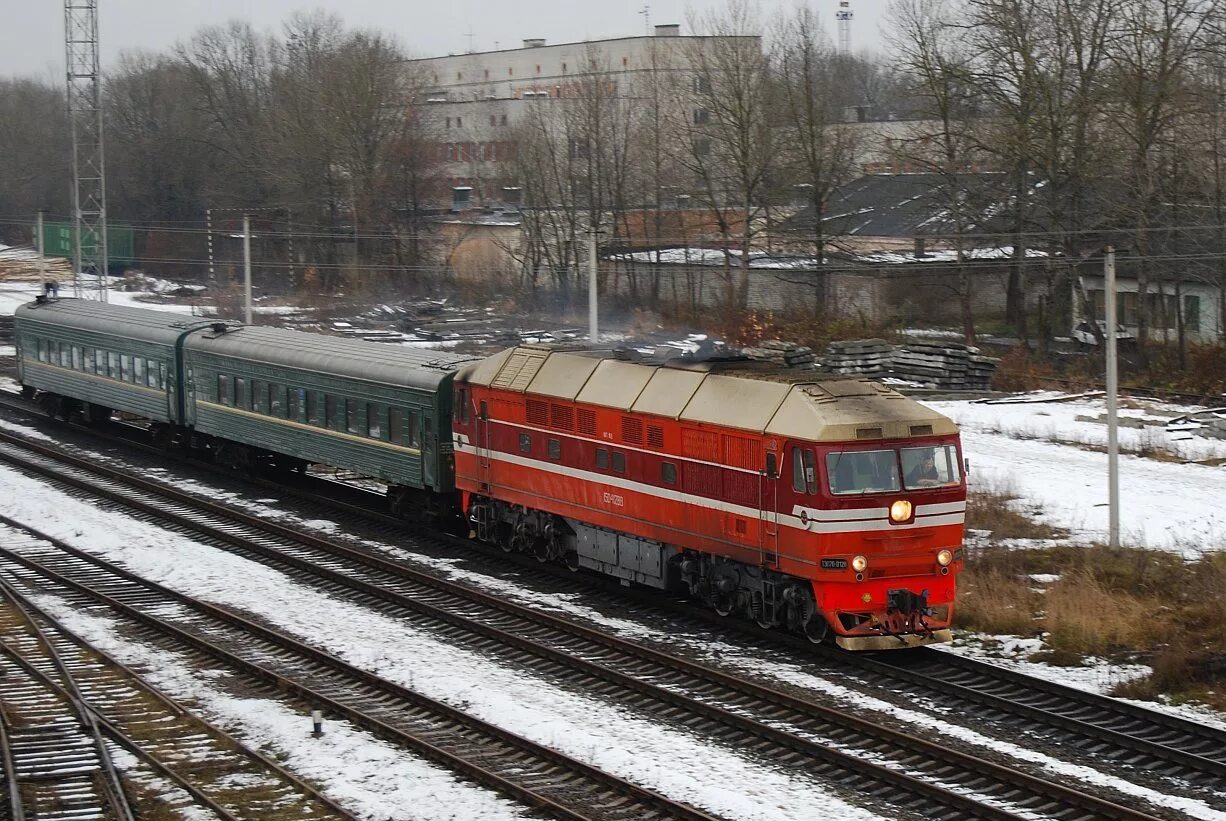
[1104,246,1119,549]
[242,214,253,325]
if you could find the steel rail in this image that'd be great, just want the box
[0,434,1171,820]
[0,575,355,821]
[0,521,718,821]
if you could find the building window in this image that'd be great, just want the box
[1185,295,1201,331]
[519,432,532,453]
[489,115,496,126]
[611,452,626,474]
[456,116,462,128]
[548,438,561,460]
[692,138,711,157]
[535,64,541,73]
[693,109,710,125]
[508,67,513,76]
[500,113,508,126]
[456,71,462,80]
[446,117,451,128]
[662,462,677,485]
[484,68,489,79]
[562,62,567,72]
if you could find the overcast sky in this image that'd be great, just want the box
[0,0,891,80]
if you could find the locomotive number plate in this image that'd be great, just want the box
[820,558,848,570]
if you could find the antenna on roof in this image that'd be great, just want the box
[464,26,475,53]
[639,4,651,35]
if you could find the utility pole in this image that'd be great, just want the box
[1104,246,1120,549]
[588,225,599,344]
[243,214,253,325]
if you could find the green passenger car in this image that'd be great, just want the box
[182,325,478,493]
[14,298,212,423]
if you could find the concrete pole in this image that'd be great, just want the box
[36,209,46,288]
[206,207,215,287]
[1104,246,1120,549]
[243,214,253,325]
[588,224,599,344]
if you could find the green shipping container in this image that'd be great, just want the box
[38,222,136,270]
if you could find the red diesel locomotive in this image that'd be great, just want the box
[453,346,965,650]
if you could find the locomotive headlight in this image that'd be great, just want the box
[889,499,912,523]
[851,554,869,573]
[937,548,954,567]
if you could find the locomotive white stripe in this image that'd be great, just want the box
[464,447,964,535]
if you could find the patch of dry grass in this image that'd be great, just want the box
[965,482,1064,541]
[956,563,1039,636]
[1043,570,1160,657]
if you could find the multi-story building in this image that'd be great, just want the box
[407,25,756,209]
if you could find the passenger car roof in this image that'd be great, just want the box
[14,298,215,346]
[185,325,482,391]
[455,345,957,441]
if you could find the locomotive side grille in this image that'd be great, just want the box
[682,429,720,461]
[722,434,760,470]
[577,408,598,436]
[910,424,934,436]
[526,398,549,426]
[551,403,574,430]
[682,462,721,496]
[621,416,644,444]
[647,425,664,448]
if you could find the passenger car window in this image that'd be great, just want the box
[407,411,419,446]
[108,351,120,379]
[270,384,285,418]
[134,357,146,384]
[325,395,338,429]
[368,403,382,438]
[218,375,232,406]
[347,401,364,435]
[235,377,249,409]
[252,380,268,414]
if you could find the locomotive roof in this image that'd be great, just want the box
[14,298,216,345]
[456,345,958,441]
[185,324,482,391]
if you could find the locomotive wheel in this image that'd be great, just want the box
[803,615,830,644]
[713,592,736,617]
[564,550,580,571]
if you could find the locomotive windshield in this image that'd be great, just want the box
[826,443,961,495]
[900,444,961,489]
[826,450,900,495]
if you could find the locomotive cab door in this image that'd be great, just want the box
[759,450,779,567]
[477,399,492,493]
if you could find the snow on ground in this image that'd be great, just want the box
[1,446,1222,818]
[931,396,1226,553]
[0,465,882,821]
[23,592,528,821]
[0,283,200,316]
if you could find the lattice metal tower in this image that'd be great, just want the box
[64,0,108,300]
[836,0,854,54]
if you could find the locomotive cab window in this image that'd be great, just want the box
[456,388,469,423]
[901,444,961,489]
[827,449,901,495]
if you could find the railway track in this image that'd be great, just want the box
[0,518,717,821]
[0,427,1185,819]
[0,586,134,821]
[0,570,352,821]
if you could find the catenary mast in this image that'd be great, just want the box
[64,0,109,301]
